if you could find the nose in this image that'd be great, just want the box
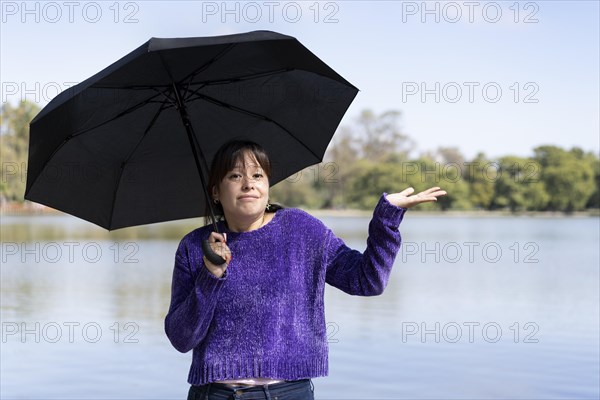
[241,175,254,190]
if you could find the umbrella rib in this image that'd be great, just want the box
[28,90,175,214]
[186,92,322,162]
[198,68,291,87]
[129,102,169,160]
[180,67,291,103]
[27,92,167,199]
[88,68,291,91]
[91,84,173,90]
[144,43,238,103]
[151,86,179,108]
[68,92,164,138]
[108,101,169,229]
[180,43,238,86]
[83,85,192,112]
[74,65,298,141]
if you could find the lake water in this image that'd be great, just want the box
[1,213,599,399]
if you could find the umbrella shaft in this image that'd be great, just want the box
[172,84,219,233]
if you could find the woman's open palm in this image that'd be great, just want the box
[386,187,447,208]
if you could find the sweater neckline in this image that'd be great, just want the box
[218,209,283,238]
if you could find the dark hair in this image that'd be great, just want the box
[206,140,283,220]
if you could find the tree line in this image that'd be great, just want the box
[1,102,598,212]
[270,110,599,212]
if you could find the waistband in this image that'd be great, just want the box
[213,379,283,389]
[208,379,308,391]
[189,378,312,398]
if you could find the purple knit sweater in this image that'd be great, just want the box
[164,194,406,385]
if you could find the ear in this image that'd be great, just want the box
[211,185,219,200]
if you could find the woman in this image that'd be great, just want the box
[165,140,446,400]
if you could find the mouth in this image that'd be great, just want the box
[238,195,259,201]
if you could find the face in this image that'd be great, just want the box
[213,151,270,221]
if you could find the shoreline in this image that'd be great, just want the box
[306,209,599,218]
[2,202,598,219]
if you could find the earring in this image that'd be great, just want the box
[214,199,220,204]
[265,203,271,211]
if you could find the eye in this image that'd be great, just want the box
[228,173,242,181]
[253,173,264,180]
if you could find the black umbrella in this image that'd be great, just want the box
[25,30,358,261]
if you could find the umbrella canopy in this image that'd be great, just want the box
[25,30,358,230]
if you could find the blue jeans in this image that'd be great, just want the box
[187,379,315,400]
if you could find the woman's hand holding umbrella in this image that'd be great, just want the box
[203,232,232,278]
[386,187,447,208]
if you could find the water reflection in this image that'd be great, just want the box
[1,213,599,399]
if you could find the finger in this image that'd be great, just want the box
[412,192,447,203]
[398,187,415,196]
[418,188,446,197]
[210,240,230,252]
[207,244,231,261]
[208,232,226,243]
[418,186,441,195]
[428,189,447,197]
[209,241,231,262]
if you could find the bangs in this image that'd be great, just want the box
[208,141,272,192]
[228,149,264,173]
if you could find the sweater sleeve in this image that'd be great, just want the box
[324,193,407,296]
[164,235,227,353]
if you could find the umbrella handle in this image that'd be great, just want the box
[201,240,227,265]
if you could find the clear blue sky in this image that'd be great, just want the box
[1,0,598,160]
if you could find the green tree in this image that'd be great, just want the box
[585,155,600,209]
[321,127,360,208]
[465,152,495,209]
[398,156,442,211]
[492,156,549,211]
[424,146,471,210]
[349,109,414,162]
[435,146,465,166]
[346,160,401,209]
[436,171,471,211]
[534,146,595,211]
[270,168,322,209]
[0,101,40,202]
[323,109,413,208]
